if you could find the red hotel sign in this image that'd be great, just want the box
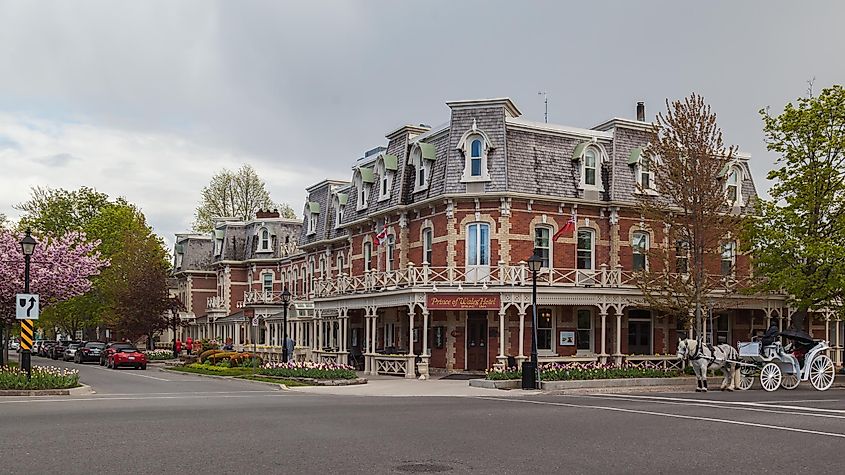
[427,294,500,310]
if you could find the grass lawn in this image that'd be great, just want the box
[237,375,311,387]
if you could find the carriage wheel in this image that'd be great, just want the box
[760,362,781,392]
[809,354,835,391]
[781,372,800,390]
[736,365,755,390]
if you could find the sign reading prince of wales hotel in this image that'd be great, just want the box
[427,294,501,310]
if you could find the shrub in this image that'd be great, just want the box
[144,349,173,361]
[207,351,238,364]
[484,362,683,381]
[0,365,80,390]
[199,349,223,363]
[200,339,220,353]
[229,353,262,367]
[259,361,357,380]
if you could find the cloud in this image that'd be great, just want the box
[33,152,80,167]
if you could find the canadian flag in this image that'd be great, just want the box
[553,212,576,241]
[375,227,388,245]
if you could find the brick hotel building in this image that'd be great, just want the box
[172,97,843,377]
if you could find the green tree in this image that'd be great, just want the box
[16,186,112,237]
[193,164,294,232]
[746,85,845,330]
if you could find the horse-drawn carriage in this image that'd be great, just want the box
[734,330,835,392]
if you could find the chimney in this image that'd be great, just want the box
[636,102,645,122]
[255,209,279,219]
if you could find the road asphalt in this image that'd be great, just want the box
[1,355,843,474]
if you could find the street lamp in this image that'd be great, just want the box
[522,250,543,390]
[20,229,37,379]
[281,288,291,363]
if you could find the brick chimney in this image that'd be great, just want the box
[255,209,280,219]
[636,102,646,122]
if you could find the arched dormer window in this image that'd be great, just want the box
[305,201,320,235]
[354,167,374,210]
[256,227,271,252]
[332,192,347,229]
[409,142,436,192]
[375,154,398,202]
[572,142,608,190]
[718,162,744,206]
[457,121,494,183]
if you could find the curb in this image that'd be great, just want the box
[159,367,283,390]
[69,384,95,395]
[0,383,93,397]
[470,376,724,391]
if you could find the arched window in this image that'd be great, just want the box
[466,223,490,267]
[632,231,649,271]
[385,235,395,272]
[292,268,299,295]
[409,143,435,193]
[262,273,273,293]
[337,252,345,275]
[675,240,690,274]
[256,228,271,252]
[459,128,492,182]
[363,242,372,271]
[534,226,552,268]
[470,139,483,176]
[422,227,433,265]
[726,168,740,203]
[576,229,594,270]
[638,156,654,191]
[721,241,736,276]
[583,148,597,187]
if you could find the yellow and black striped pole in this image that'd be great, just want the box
[20,319,34,379]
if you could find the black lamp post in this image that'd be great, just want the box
[20,229,37,379]
[281,288,291,363]
[522,250,543,390]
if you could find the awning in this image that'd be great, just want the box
[336,193,348,206]
[307,201,321,214]
[572,141,589,161]
[419,142,437,160]
[382,154,398,171]
[628,147,643,165]
[358,166,375,184]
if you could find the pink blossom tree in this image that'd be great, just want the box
[0,230,108,361]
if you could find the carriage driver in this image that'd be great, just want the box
[760,322,779,347]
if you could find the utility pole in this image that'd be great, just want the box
[538,91,548,123]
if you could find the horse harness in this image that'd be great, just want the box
[686,339,718,363]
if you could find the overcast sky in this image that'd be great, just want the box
[1,0,843,246]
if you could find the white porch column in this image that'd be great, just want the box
[613,313,623,365]
[518,310,526,358]
[498,310,506,359]
[422,309,430,357]
[599,311,609,364]
[408,307,415,357]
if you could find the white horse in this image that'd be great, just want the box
[676,338,740,392]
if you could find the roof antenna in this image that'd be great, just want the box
[538,91,548,123]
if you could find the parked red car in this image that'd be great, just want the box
[100,342,136,366]
[107,346,147,370]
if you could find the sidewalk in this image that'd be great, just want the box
[291,374,538,397]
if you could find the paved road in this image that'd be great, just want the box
[1,356,844,474]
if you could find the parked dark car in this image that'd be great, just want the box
[63,343,83,362]
[39,341,57,357]
[51,340,81,360]
[100,342,136,366]
[75,341,106,364]
[107,346,147,370]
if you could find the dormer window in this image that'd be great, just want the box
[572,142,607,190]
[354,167,374,210]
[213,229,224,256]
[256,227,271,252]
[333,193,347,229]
[409,143,436,192]
[457,123,493,183]
[375,154,398,202]
[174,243,184,269]
[718,162,743,206]
[306,202,320,235]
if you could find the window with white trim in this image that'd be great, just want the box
[576,308,594,352]
[337,253,345,275]
[466,223,490,267]
[262,273,273,293]
[576,229,594,270]
[422,227,433,265]
[637,156,654,191]
[676,240,690,274]
[363,242,372,272]
[319,256,326,279]
[354,169,371,211]
[335,200,343,228]
[584,148,598,186]
[308,260,315,293]
[537,308,553,352]
[384,322,396,348]
[292,268,299,295]
[459,131,492,183]
[385,235,395,272]
[258,228,271,251]
[376,158,393,202]
[307,213,317,235]
[534,226,551,268]
[726,167,741,204]
[632,231,649,271]
[721,241,736,277]
[409,145,433,192]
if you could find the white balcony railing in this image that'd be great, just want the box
[207,296,226,311]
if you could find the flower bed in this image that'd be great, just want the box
[0,365,80,390]
[144,349,174,361]
[169,363,256,377]
[485,362,682,381]
[258,361,357,380]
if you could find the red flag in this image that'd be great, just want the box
[374,227,388,245]
[553,213,576,241]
